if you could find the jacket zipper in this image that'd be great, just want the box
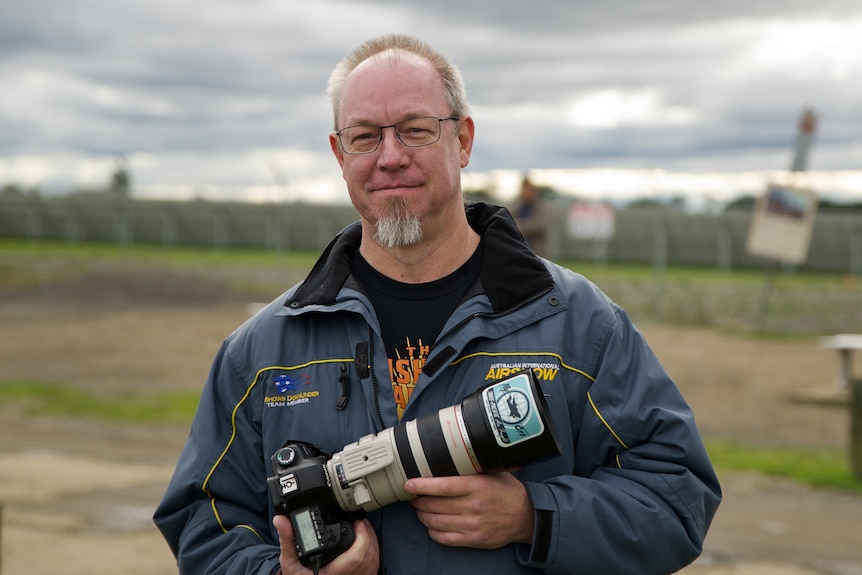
[367,325,386,430]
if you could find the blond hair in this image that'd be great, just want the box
[326,34,470,129]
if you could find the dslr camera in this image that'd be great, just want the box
[267,369,560,568]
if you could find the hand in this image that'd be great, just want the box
[273,515,379,575]
[404,471,534,549]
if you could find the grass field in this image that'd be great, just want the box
[2,238,858,335]
[2,238,861,492]
[1,375,859,493]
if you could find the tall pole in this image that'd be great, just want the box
[754,108,817,331]
[852,379,862,480]
[790,108,817,172]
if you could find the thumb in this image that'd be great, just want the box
[273,515,304,574]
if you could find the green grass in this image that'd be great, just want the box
[2,239,861,489]
[706,439,862,493]
[0,379,200,424]
[0,238,322,297]
[0,238,320,270]
[2,378,860,492]
[558,258,851,288]
[0,238,849,291]
[556,257,859,335]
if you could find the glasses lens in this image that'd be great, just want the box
[395,117,441,147]
[338,117,449,154]
[339,125,382,154]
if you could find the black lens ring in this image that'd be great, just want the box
[417,414,459,477]
[392,422,422,479]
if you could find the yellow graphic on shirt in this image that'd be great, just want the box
[389,337,430,420]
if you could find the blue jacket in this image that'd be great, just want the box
[154,202,721,574]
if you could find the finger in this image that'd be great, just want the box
[404,476,466,497]
[353,518,378,545]
[324,519,380,575]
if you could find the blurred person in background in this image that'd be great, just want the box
[510,175,551,257]
[154,33,720,575]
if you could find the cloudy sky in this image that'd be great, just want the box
[2,0,861,204]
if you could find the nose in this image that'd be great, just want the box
[376,126,409,168]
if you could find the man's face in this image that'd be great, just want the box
[329,54,474,244]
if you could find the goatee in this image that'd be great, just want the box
[374,197,422,248]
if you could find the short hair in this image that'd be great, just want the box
[327,34,471,130]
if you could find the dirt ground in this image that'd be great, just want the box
[1,266,861,575]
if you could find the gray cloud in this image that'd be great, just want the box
[1,0,860,196]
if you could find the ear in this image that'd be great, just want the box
[330,133,345,169]
[457,116,475,169]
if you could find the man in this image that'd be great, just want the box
[510,176,551,257]
[154,34,720,575]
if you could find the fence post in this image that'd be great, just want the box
[651,222,668,321]
[852,378,862,481]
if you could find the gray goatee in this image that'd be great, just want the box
[374,197,422,248]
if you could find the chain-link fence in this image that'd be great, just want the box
[1,194,861,273]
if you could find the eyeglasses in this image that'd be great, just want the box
[335,116,458,155]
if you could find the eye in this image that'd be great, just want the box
[402,125,430,135]
[346,126,379,144]
[397,118,437,145]
[398,121,429,134]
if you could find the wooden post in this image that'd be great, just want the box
[852,379,862,481]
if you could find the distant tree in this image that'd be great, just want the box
[109,164,131,197]
[463,186,496,203]
[627,198,664,209]
[818,199,862,212]
[536,185,557,200]
[1,183,23,196]
[667,196,686,210]
[1,183,41,197]
[724,195,757,212]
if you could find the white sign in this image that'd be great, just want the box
[746,183,818,265]
[567,202,616,241]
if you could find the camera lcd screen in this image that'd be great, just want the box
[294,507,322,554]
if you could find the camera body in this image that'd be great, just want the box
[267,369,560,568]
[267,441,356,567]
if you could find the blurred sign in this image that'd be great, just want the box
[567,202,616,241]
[746,182,818,264]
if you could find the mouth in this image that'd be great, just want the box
[373,182,418,191]
[370,183,421,196]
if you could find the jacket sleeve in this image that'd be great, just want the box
[517,307,722,575]
[153,339,282,575]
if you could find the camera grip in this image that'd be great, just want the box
[291,514,355,568]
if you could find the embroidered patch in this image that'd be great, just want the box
[274,374,299,393]
[484,362,560,383]
[265,373,319,408]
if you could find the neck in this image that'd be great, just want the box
[360,215,480,284]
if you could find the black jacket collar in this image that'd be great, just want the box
[285,202,553,313]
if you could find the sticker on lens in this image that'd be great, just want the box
[481,372,546,447]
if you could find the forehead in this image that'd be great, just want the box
[338,53,448,124]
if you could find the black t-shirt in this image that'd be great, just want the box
[350,242,484,418]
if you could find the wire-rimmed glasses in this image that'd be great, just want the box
[335,116,458,155]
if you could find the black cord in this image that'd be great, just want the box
[310,555,322,575]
